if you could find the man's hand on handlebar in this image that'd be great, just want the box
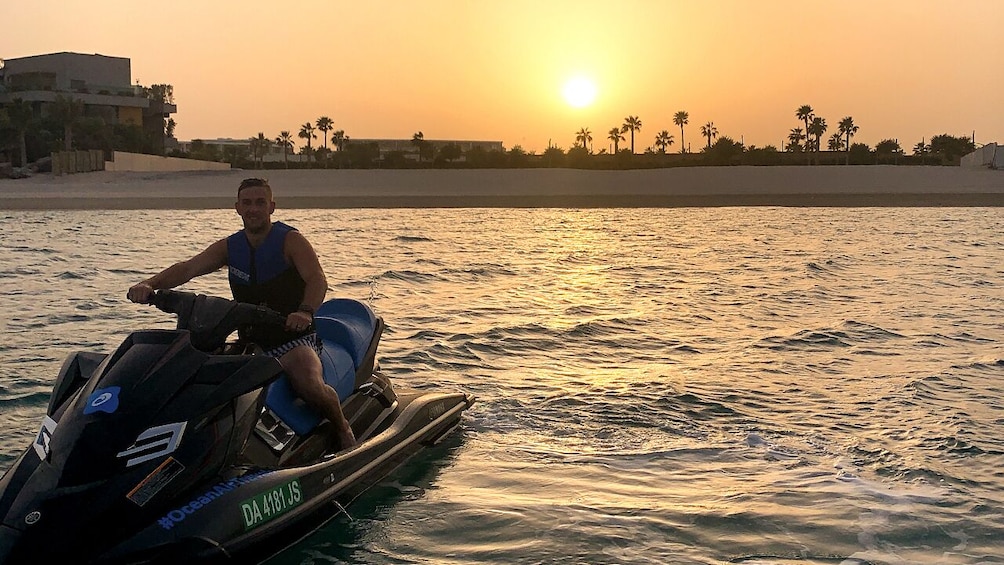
[129,288,304,333]
[286,311,313,333]
[127,283,156,304]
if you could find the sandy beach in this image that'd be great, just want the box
[0,166,1001,209]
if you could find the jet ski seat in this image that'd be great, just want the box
[262,299,379,436]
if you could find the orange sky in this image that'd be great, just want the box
[5,0,1002,153]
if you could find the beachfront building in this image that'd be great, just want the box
[0,52,177,155]
[961,142,1004,169]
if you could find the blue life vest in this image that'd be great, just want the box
[227,222,308,349]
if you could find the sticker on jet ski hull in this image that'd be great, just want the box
[84,386,121,415]
[240,479,303,531]
[157,471,271,530]
[127,457,185,507]
[32,416,58,460]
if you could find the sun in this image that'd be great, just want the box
[562,77,597,108]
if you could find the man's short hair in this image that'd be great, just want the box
[237,177,272,197]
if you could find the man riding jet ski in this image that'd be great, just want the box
[128,176,357,450]
[0,290,474,564]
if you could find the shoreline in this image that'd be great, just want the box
[1,166,1001,209]
[0,193,1000,210]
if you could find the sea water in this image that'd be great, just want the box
[0,207,1001,564]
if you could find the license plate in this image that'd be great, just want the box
[240,479,303,530]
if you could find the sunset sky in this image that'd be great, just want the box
[5,0,1002,153]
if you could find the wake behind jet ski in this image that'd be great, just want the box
[0,290,474,564]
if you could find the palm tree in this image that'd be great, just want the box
[315,116,333,168]
[673,111,689,153]
[788,128,806,152]
[608,127,624,153]
[298,122,316,163]
[700,121,718,149]
[828,133,843,151]
[621,116,642,154]
[260,133,272,165]
[7,98,33,167]
[575,127,593,152]
[838,116,859,164]
[796,104,814,163]
[654,130,674,154]
[331,130,347,152]
[315,116,333,150]
[412,131,432,163]
[52,95,84,151]
[275,131,294,168]
[247,136,259,167]
[330,130,348,167]
[912,139,929,156]
[249,132,271,168]
[807,116,827,154]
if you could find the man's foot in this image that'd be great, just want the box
[337,423,357,451]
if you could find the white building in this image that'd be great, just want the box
[961,143,1003,169]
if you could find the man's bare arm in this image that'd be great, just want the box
[128,239,228,302]
[284,231,328,312]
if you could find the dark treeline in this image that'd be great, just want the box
[0,98,980,171]
[176,134,977,171]
[0,98,165,168]
[0,87,175,170]
[175,104,978,170]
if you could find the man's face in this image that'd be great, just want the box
[235,186,275,232]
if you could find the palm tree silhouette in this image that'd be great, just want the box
[315,117,333,150]
[412,131,431,163]
[807,116,827,154]
[315,116,333,167]
[608,127,624,153]
[796,105,813,164]
[838,116,859,164]
[52,95,84,151]
[7,98,33,167]
[298,122,316,163]
[275,131,294,168]
[654,130,674,154]
[621,116,642,154]
[673,111,689,153]
[788,128,806,152]
[331,130,347,152]
[700,121,718,149]
[828,133,843,151]
[248,132,269,167]
[575,127,593,153]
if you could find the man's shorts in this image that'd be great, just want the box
[263,333,322,358]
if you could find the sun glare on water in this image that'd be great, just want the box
[562,77,597,108]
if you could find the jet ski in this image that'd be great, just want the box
[0,290,474,564]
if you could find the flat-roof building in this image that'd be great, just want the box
[0,52,177,154]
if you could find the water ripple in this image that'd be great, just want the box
[2,207,1003,564]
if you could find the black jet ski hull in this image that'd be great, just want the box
[100,390,473,564]
[0,292,476,565]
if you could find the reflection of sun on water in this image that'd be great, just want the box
[533,211,615,326]
[562,77,597,108]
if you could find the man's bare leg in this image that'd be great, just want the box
[279,345,356,449]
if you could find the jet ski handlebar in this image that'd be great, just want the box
[148,290,288,351]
